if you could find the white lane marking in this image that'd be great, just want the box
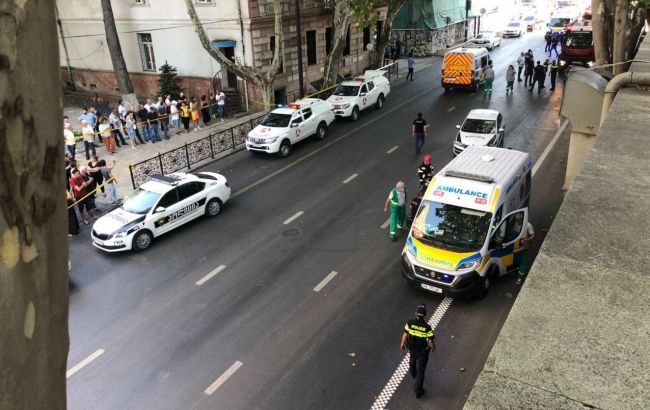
[447,106,456,112]
[386,146,399,154]
[532,119,569,177]
[342,174,358,184]
[283,211,304,225]
[204,360,243,395]
[370,298,453,409]
[380,219,390,229]
[313,271,339,292]
[195,265,226,286]
[66,349,105,379]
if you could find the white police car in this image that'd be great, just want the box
[326,70,390,121]
[91,172,231,252]
[453,109,505,156]
[246,98,335,158]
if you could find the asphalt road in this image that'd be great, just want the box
[67,30,570,410]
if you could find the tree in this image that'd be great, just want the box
[101,0,138,109]
[157,61,183,99]
[185,0,283,110]
[322,0,353,87]
[1,0,68,409]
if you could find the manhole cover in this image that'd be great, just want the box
[282,228,302,237]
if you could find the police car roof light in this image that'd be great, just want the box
[444,170,494,183]
[288,103,301,109]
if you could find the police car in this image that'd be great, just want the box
[326,70,390,121]
[453,109,505,156]
[91,172,231,252]
[246,98,335,158]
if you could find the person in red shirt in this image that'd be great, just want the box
[69,168,96,224]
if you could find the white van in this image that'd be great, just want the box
[401,146,533,298]
[548,10,578,32]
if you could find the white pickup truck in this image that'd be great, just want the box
[327,70,390,121]
[246,98,335,158]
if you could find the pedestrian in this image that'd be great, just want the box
[190,97,201,131]
[148,108,161,143]
[524,58,534,87]
[64,122,76,159]
[178,91,187,105]
[550,33,559,58]
[89,107,102,143]
[394,38,402,59]
[144,98,152,113]
[200,94,211,126]
[529,61,546,93]
[79,166,99,219]
[506,65,516,94]
[109,109,127,147]
[384,181,408,241]
[400,303,436,399]
[170,100,180,130]
[98,116,115,154]
[544,30,552,52]
[78,107,97,133]
[412,112,428,154]
[180,101,191,133]
[483,62,495,97]
[215,89,227,122]
[87,154,105,197]
[137,104,151,142]
[406,51,415,81]
[549,59,559,91]
[64,154,75,191]
[417,154,435,190]
[66,190,80,237]
[99,159,118,204]
[384,44,392,61]
[125,111,140,149]
[118,99,127,121]
[69,168,95,225]
[158,103,170,140]
[80,120,96,160]
[517,52,525,82]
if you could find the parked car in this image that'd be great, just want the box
[471,31,501,50]
[326,70,390,121]
[453,109,505,156]
[503,21,525,37]
[523,15,538,31]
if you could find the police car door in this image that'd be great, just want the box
[299,107,316,139]
[152,188,180,235]
[488,208,529,273]
[175,182,205,224]
[359,83,370,109]
[290,111,304,141]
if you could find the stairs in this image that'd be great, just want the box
[223,88,241,115]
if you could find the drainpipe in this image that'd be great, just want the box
[238,0,250,112]
[600,72,650,126]
[55,1,76,91]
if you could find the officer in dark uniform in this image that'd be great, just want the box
[412,113,428,154]
[417,154,435,190]
[401,303,436,398]
[549,60,559,91]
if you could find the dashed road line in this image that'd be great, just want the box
[204,361,243,395]
[66,349,105,379]
[386,146,399,154]
[313,271,339,292]
[283,211,304,225]
[447,106,456,112]
[195,265,226,286]
[342,174,358,184]
[532,119,568,177]
[370,298,453,409]
[380,219,390,229]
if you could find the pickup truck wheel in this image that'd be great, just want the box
[316,122,327,140]
[277,140,292,158]
[351,106,360,121]
[375,95,384,109]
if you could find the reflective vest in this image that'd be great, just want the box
[390,187,407,207]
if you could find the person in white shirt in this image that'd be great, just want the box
[170,101,180,129]
[81,120,96,160]
[517,52,525,82]
[64,123,77,159]
[118,100,127,120]
[215,90,226,122]
[144,98,152,113]
[109,110,126,147]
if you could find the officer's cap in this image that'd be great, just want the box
[416,303,427,317]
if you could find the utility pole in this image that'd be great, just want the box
[464,0,471,42]
[295,0,305,98]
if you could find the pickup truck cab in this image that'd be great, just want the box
[327,70,390,121]
[246,98,335,158]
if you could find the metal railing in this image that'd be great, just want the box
[128,112,267,188]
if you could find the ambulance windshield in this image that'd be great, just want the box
[411,200,492,251]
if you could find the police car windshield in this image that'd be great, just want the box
[549,17,571,27]
[461,119,496,134]
[261,112,292,127]
[122,188,161,214]
[412,200,492,251]
[333,85,360,96]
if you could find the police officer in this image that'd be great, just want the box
[401,303,436,398]
[544,30,552,52]
[549,60,559,91]
[529,61,546,93]
[412,112,428,154]
[417,154,434,190]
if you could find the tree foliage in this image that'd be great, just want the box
[157,61,183,99]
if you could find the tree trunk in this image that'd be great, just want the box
[376,0,407,66]
[612,0,628,75]
[592,0,609,66]
[101,0,138,108]
[185,0,282,110]
[0,1,69,409]
[625,5,646,63]
[322,0,352,87]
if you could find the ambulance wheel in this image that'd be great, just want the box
[475,275,490,299]
[133,230,153,252]
[277,140,292,158]
[375,94,384,109]
[443,87,450,92]
[316,122,327,140]
[351,107,360,121]
[205,198,222,217]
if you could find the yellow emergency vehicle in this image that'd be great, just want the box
[441,47,490,92]
[401,146,533,298]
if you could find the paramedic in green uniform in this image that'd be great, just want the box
[384,181,407,241]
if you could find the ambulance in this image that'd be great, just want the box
[441,47,490,92]
[401,146,533,298]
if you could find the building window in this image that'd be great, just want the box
[137,33,156,71]
[270,36,283,73]
[325,27,332,55]
[306,30,317,65]
[343,26,351,56]
[363,27,371,50]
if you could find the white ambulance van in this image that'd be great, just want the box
[401,146,533,298]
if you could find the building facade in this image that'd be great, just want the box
[57,0,385,110]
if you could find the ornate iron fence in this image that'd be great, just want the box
[129,112,267,188]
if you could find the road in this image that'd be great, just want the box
[67,30,569,410]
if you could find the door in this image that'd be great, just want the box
[299,107,317,139]
[152,188,180,235]
[176,181,206,223]
[222,46,238,88]
[359,84,369,109]
[366,81,378,104]
[289,112,304,142]
[489,208,529,271]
